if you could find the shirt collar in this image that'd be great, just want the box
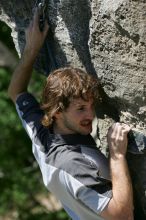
[48,133,96,146]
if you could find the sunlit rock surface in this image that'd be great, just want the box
[0,0,146,218]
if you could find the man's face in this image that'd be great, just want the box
[54,97,95,135]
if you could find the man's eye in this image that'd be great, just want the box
[77,107,85,111]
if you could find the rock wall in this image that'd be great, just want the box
[90,0,146,136]
[0,0,146,218]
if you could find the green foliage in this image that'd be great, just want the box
[0,20,69,219]
[0,66,69,219]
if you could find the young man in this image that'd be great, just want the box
[8,9,134,220]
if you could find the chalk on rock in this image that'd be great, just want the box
[128,130,146,154]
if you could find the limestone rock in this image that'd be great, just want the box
[0,0,146,218]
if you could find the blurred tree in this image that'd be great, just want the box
[0,21,69,220]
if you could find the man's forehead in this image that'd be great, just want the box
[70,97,94,106]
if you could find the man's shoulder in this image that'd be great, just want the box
[16,92,38,106]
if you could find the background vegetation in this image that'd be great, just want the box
[0,21,69,220]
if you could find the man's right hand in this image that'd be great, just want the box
[8,8,49,103]
[24,8,49,61]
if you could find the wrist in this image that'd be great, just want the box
[110,153,126,161]
[21,51,36,67]
[22,46,38,63]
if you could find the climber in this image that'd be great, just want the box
[8,8,134,220]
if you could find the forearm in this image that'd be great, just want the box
[100,155,134,220]
[8,9,49,103]
[8,50,36,102]
[110,155,133,219]
[100,123,134,220]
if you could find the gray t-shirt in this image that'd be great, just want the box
[16,92,112,220]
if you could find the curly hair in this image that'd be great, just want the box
[41,67,100,127]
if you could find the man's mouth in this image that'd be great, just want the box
[80,120,92,127]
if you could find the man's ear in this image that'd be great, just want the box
[53,109,62,119]
[53,103,64,119]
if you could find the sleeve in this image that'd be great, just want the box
[15,92,48,149]
[60,150,112,214]
[77,177,112,214]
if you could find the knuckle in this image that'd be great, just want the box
[119,137,124,142]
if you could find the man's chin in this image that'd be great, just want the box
[79,129,92,135]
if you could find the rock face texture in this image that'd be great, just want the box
[0,0,146,218]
